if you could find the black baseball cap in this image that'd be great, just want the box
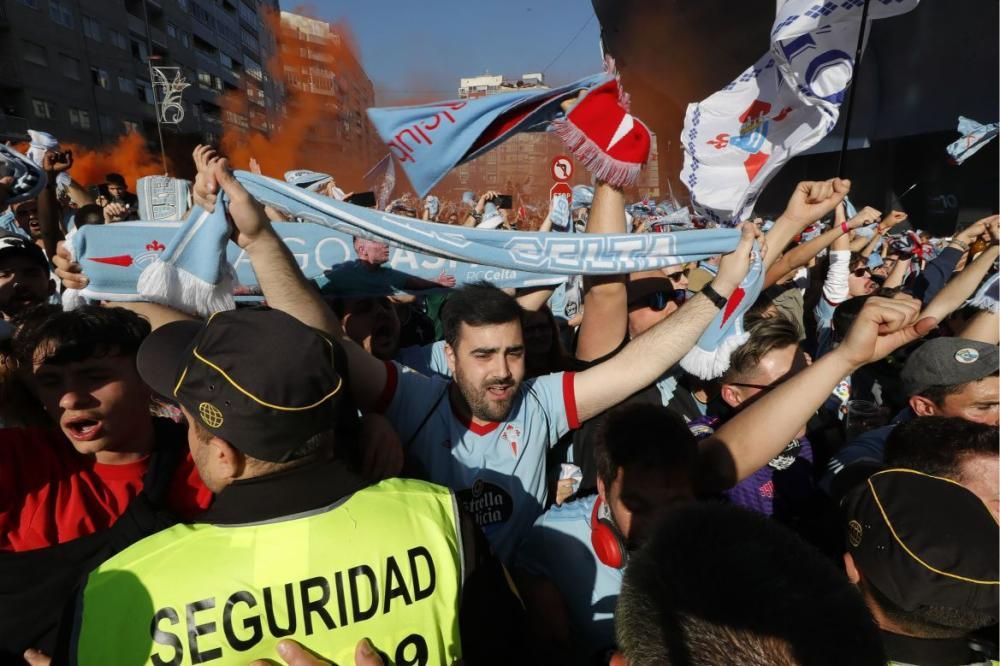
[137,307,344,462]
[843,468,999,618]
[0,232,48,271]
[901,337,999,397]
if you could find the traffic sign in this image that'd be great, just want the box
[551,156,573,182]
[550,181,572,206]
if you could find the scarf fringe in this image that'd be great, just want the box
[679,330,750,380]
[137,259,236,318]
[552,118,643,188]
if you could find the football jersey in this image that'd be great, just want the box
[395,340,450,379]
[378,361,579,563]
[515,495,622,660]
[314,260,409,297]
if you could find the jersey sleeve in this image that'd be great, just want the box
[525,372,580,446]
[377,361,449,446]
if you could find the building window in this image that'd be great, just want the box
[240,28,259,51]
[166,22,177,38]
[136,80,154,105]
[99,115,116,135]
[180,32,191,48]
[69,108,91,130]
[32,99,54,119]
[83,16,103,41]
[177,0,188,10]
[60,54,80,80]
[219,52,233,70]
[130,39,149,61]
[49,0,73,28]
[22,40,48,66]
[91,67,110,90]
[123,120,140,134]
[118,77,136,94]
[109,30,128,50]
[17,0,39,8]
[244,56,263,82]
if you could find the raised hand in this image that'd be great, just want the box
[42,150,73,175]
[52,241,88,290]
[248,156,262,175]
[435,271,457,288]
[713,222,764,298]
[103,201,130,222]
[835,294,936,368]
[847,205,882,229]
[878,210,908,232]
[782,178,851,227]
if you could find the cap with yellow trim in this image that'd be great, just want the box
[136,306,344,463]
[843,468,999,619]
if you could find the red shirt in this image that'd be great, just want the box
[0,423,212,552]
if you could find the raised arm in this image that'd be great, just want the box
[573,224,760,422]
[193,146,388,410]
[763,205,877,288]
[575,181,628,362]
[36,151,71,260]
[921,217,1000,322]
[761,178,850,270]
[696,294,936,493]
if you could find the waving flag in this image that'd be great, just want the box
[946,116,999,165]
[682,0,920,225]
[367,73,610,196]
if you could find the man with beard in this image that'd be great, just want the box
[190,146,764,564]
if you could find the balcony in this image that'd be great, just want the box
[127,13,146,36]
[0,114,29,141]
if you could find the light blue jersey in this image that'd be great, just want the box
[515,495,622,659]
[379,362,579,563]
[396,340,450,379]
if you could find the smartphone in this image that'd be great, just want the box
[494,194,513,209]
[346,191,376,208]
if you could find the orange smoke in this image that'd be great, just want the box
[63,131,168,188]
[220,7,377,189]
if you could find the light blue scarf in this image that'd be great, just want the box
[367,73,610,196]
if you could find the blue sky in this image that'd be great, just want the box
[282,1,604,103]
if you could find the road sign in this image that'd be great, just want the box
[551,156,573,182]
[550,181,573,206]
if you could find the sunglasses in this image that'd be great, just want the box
[852,268,872,278]
[665,268,690,281]
[628,289,677,312]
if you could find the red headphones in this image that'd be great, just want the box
[591,496,628,569]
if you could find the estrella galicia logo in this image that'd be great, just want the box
[456,480,513,530]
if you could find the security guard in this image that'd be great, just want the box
[66,307,523,665]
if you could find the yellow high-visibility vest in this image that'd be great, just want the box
[72,478,464,665]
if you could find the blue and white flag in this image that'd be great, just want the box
[681,0,919,225]
[946,116,999,166]
[367,73,609,196]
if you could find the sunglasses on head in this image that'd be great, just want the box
[629,289,678,312]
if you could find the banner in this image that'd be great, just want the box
[681,0,919,225]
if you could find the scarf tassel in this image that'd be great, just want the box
[679,330,750,379]
[136,259,236,318]
[552,118,642,189]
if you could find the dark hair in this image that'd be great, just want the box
[12,304,151,366]
[105,173,126,187]
[615,503,885,665]
[594,403,697,490]
[862,577,996,639]
[74,203,104,228]
[722,315,800,383]
[441,281,523,349]
[885,417,998,482]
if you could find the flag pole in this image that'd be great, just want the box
[836,0,873,178]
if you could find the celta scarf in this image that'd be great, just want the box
[367,73,610,196]
[968,272,999,314]
[136,176,192,221]
[946,116,999,166]
[78,173,766,377]
[681,0,919,225]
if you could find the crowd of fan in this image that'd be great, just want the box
[0,133,996,666]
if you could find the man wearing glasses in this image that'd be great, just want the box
[688,316,818,528]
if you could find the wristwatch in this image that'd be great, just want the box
[948,238,970,252]
[701,282,728,309]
